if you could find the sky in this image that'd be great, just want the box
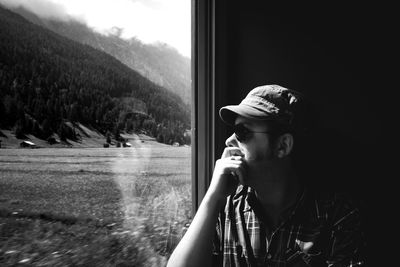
[0,0,191,57]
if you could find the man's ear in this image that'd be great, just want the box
[274,133,294,158]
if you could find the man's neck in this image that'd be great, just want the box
[248,159,301,226]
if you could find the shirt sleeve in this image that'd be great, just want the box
[326,196,366,266]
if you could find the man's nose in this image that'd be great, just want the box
[225,133,238,147]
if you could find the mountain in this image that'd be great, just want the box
[0,5,190,145]
[11,6,191,105]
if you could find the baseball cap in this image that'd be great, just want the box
[219,84,310,133]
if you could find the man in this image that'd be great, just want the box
[167,85,365,267]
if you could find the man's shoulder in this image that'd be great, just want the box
[306,188,364,224]
[310,189,363,207]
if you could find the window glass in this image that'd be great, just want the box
[0,0,191,266]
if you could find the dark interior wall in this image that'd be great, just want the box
[215,2,382,189]
[214,2,393,264]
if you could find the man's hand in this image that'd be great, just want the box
[208,147,247,201]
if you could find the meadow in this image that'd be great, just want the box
[0,141,191,266]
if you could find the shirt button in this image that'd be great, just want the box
[266,253,272,260]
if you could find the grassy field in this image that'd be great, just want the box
[0,141,191,266]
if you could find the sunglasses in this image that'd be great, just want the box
[232,124,271,142]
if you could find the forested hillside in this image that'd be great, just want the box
[0,6,190,145]
[12,5,191,105]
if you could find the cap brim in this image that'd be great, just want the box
[219,104,273,126]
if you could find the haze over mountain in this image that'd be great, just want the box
[7,5,191,105]
[0,5,190,145]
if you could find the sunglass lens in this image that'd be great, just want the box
[234,125,248,142]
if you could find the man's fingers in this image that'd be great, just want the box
[221,147,244,158]
[221,162,247,185]
[231,165,246,185]
[222,156,243,162]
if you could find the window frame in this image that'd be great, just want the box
[191,0,216,213]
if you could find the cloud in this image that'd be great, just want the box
[0,0,191,57]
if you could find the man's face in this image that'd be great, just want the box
[225,115,275,164]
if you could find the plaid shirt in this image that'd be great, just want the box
[212,185,365,267]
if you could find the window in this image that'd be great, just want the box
[0,0,201,266]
